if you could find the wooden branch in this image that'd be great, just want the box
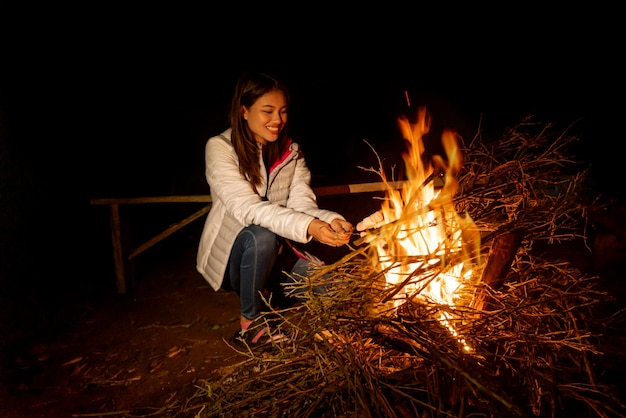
[91,195,212,205]
[471,229,525,312]
[127,205,211,260]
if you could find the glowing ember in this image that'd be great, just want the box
[366,107,481,350]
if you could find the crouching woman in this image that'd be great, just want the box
[196,71,353,349]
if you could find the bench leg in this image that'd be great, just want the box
[109,204,127,294]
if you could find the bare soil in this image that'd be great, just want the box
[1,246,244,418]
[0,194,379,418]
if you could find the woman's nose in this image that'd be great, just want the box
[274,112,286,123]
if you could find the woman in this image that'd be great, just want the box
[196,71,354,348]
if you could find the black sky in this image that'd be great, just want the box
[1,5,624,294]
[2,6,623,198]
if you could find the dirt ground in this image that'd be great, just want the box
[1,245,243,418]
[2,195,626,418]
[0,194,379,418]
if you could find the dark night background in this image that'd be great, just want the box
[1,5,624,331]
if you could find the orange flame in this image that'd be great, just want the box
[368,107,481,350]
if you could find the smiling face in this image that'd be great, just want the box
[241,89,288,145]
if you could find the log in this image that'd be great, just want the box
[471,229,525,312]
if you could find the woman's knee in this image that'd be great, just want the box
[244,225,278,254]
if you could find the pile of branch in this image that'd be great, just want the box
[184,117,624,417]
[456,116,593,245]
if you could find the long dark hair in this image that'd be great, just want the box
[229,71,291,186]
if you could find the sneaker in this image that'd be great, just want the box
[230,316,287,351]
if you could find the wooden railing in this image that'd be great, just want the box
[90,181,407,294]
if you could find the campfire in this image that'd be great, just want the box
[358,107,481,352]
[185,111,623,418]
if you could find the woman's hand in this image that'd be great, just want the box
[309,218,353,247]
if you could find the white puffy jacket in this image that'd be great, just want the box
[196,129,346,291]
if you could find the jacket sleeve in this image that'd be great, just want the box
[205,136,318,243]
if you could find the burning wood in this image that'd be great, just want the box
[184,113,622,418]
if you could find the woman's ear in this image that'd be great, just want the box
[241,106,248,120]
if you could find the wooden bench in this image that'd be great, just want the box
[90,181,407,294]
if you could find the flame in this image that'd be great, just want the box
[368,107,481,350]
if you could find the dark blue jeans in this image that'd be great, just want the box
[223,225,314,321]
[223,225,278,321]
